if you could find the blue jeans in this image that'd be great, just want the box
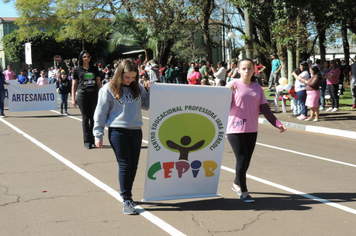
[0,90,5,114]
[59,93,68,112]
[291,97,301,115]
[320,81,326,108]
[296,90,307,116]
[108,128,142,200]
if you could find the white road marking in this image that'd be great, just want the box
[0,118,186,236]
[53,111,356,215]
[221,166,356,215]
[256,142,356,168]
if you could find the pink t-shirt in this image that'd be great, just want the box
[4,70,16,80]
[188,72,201,85]
[36,77,49,85]
[327,68,340,85]
[226,79,267,134]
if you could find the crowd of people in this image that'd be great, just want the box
[285,56,356,121]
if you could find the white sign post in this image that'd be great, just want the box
[142,84,232,201]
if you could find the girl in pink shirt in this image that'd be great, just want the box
[226,58,286,203]
[36,70,49,85]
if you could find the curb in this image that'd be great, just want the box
[258,118,356,140]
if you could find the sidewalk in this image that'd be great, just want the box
[259,106,356,139]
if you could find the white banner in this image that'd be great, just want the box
[142,84,232,201]
[7,84,58,112]
[4,80,18,107]
[25,42,32,65]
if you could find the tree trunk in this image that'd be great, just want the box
[202,15,213,62]
[159,38,175,65]
[277,44,287,78]
[317,23,326,62]
[341,20,349,82]
[244,7,254,59]
[287,46,294,85]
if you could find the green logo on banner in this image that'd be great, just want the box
[158,113,215,161]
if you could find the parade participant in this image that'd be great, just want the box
[93,59,149,215]
[226,58,286,203]
[4,65,15,81]
[304,66,322,121]
[72,50,102,149]
[17,69,28,84]
[35,70,49,85]
[57,71,72,115]
[0,66,10,117]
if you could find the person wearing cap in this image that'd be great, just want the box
[268,53,282,91]
[349,56,356,109]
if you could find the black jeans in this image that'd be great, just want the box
[108,128,142,200]
[327,84,339,109]
[76,91,98,144]
[227,132,258,192]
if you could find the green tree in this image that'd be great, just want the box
[12,0,117,49]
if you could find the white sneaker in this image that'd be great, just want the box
[319,107,325,111]
[331,108,339,112]
[326,107,333,112]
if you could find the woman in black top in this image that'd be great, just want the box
[72,50,102,149]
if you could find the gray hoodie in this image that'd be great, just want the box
[93,82,149,140]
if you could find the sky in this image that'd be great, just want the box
[0,1,18,17]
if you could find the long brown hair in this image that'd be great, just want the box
[110,59,140,100]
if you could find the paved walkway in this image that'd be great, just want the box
[259,104,356,139]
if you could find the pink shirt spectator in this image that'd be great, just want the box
[188,72,201,85]
[327,68,340,85]
[36,77,49,85]
[4,70,15,80]
[226,79,267,134]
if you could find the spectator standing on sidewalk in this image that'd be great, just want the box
[325,60,340,112]
[267,53,282,91]
[320,61,330,111]
[304,66,322,121]
[292,61,310,120]
[350,56,356,110]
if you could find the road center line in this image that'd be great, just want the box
[0,118,186,236]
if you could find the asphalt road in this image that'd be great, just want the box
[1,107,356,236]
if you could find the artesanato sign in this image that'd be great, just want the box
[7,84,58,112]
[143,84,232,201]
